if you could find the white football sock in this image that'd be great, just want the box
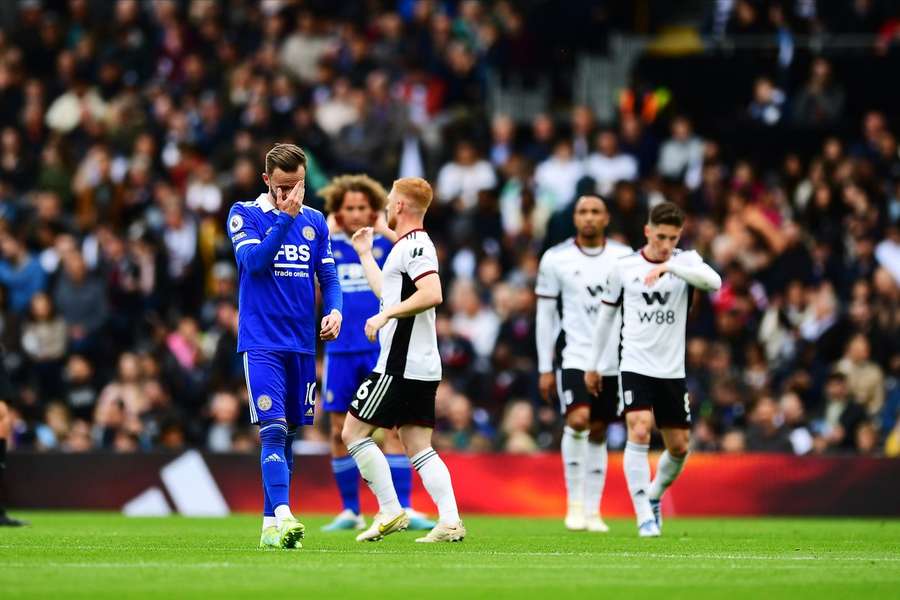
[584,440,608,517]
[649,450,687,501]
[347,437,402,516]
[274,504,294,527]
[561,426,588,510]
[262,516,276,531]
[624,441,654,525]
[411,447,460,525]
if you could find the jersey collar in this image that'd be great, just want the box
[256,193,303,215]
[640,248,666,263]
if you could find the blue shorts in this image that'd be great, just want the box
[322,350,380,413]
[242,351,317,426]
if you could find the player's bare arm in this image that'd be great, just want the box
[364,273,442,342]
[584,302,617,396]
[535,295,559,403]
[351,227,384,297]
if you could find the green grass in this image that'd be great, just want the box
[1,513,898,599]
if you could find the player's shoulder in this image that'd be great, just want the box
[300,205,327,226]
[396,229,434,247]
[606,239,633,256]
[540,237,576,261]
[227,199,260,233]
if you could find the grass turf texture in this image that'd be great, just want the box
[1,513,898,599]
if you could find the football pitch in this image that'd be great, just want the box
[1,513,898,599]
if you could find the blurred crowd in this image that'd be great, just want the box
[0,1,897,457]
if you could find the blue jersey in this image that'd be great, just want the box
[326,232,393,355]
[228,193,342,354]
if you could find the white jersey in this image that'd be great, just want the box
[602,249,700,379]
[374,229,442,381]
[536,238,633,374]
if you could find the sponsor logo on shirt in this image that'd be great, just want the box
[231,232,247,242]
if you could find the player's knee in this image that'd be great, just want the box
[627,421,652,444]
[341,421,364,447]
[258,420,287,446]
[588,422,607,443]
[668,435,690,457]
[566,409,590,431]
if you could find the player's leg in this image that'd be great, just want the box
[648,381,692,531]
[321,353,365,531]
[395,378,464,543]
[383,427,436,530]
[0,401,25,527]
[583,375,618,533]
[399,425,465,543]
[558,369,591,530]
[623,409,658,537]
[343,373,408,541]
[620,371,659,536]
[245,351,303,549]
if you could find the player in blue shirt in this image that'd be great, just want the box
[228,144,342,550]
[319,174,436,532]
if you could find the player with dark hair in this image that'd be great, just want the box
[228,144,342,549]
[585,201,721,537]
[535,195,632,532]
[319,174,435,532]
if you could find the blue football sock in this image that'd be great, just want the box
[259,422,290,512]
[387,454,413,509]
[284,426,297,476]
[331,456,361,515]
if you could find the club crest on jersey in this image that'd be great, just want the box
[256,394,272,411]
[229,215,244,233]
[302,226,316,241]
[373,246,384,259]
[333,250,343,259]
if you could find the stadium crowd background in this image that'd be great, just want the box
[0,0,898,457]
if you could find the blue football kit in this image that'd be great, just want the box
[229,193,342,427]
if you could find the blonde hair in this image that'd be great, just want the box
[320,174,388,214]
[392,177,433,213]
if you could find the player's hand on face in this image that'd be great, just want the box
[351,226,374,256]
[644,264,669,287]
[276,180,304,217]
[538,372,556,403]
[364,312,388,342]
[320,309,342,341]
[584,370,601,396]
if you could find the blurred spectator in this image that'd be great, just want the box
[747,76,786,126]
[0,233,47,314]
[449,279,500,364]
[20,292,66,398]
[657,116,703,188]
[813,371,867,453]
[835,334,885,418]
[53,250,107,355]
[534,138,584,212]
[206,391,241,452]
[436,140,497,211]
[584,130,638,197]
[792,57,846,127]
[498,400,538,454]
[745,396,793,452]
